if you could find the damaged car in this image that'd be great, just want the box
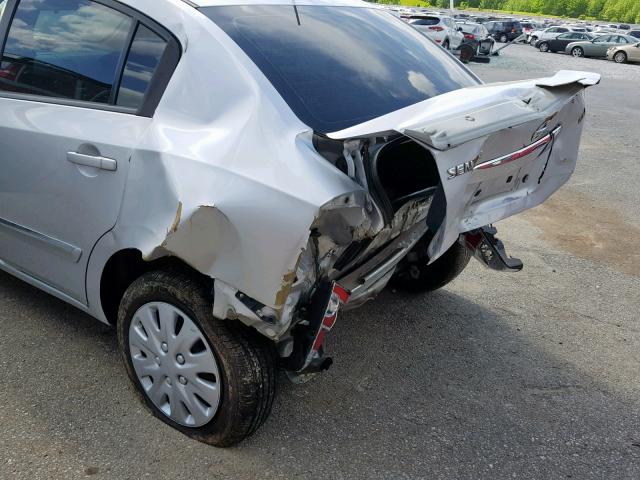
[0,0,599,446]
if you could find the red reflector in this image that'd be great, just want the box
[333,283,350,304]
[464,33,475,40]
[311,329,328,352]
[322,313,337,329]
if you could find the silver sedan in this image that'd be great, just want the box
[566,34,640,57]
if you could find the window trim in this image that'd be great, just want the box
[0,0,181,117]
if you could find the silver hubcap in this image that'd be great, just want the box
[541,44,548,51]
[128,302,221,427]
[615,53,625,63]
[573,49,582,57]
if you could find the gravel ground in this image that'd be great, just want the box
[1,44,639,480]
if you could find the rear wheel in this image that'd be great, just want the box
[392,236,471,293]
[614,51,627,63]
[530,36,538,45]
[118,270,276,447]
[459,43,475,63]
[571,46,584,57]
[539,42,550,52]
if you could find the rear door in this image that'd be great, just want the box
[592,35,617,55]
[0,0,178,303]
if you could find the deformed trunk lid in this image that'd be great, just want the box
[327,70,600,148]
[327,70,600,262]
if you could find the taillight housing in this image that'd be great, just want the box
[464,33,475,40]
[429,26,444,31]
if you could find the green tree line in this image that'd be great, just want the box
[377,0,640,23]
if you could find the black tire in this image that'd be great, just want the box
[117,270,276,447]
[392,237,471,293]
[530,36,538,45]
[614,51,627,63]
[539,42,550,52]
[442,39,450,50]
[459,43,475,63]
[571,46,584,57]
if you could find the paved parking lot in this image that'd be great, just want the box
[1,44,639,479]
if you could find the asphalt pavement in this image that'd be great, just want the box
[1,44,639,479]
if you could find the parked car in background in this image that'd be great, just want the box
[457,22,495,57]
[521,22,535,39]
[485,19,523,43]
[628,30,640,40]
[529,26,571,45]
[537,32,595,53]
[567,25,589,33]
[471,16,489,24]
[607,41,640,63]
[566,34,640,58]
[409,15,464,50]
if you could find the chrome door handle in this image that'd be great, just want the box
[66,152,117,171]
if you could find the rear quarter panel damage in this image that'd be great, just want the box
[85,6,363,325]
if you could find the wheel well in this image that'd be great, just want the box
[99,249,212,325]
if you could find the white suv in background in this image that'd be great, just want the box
[408,14,464,50]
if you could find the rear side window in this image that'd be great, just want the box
[116,25,167,109]
[0,0,132,103]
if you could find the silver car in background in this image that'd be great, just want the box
[0,0,598,446]
[565,34,640,57]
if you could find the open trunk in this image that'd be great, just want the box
[319,70,600,263]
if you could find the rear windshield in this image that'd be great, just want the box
[459,24,478,34]
[409,16,440,26]
[202,5,477,133]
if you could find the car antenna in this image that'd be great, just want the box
[293,0,301,26]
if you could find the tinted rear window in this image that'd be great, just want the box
[202,5,477,133]
[409,16,440,26]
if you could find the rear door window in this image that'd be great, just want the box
[0,0,132,103]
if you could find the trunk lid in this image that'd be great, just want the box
[327,70,600,261]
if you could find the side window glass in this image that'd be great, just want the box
[0,0,6,19]
[0,0,132,103]
[116,25,167,109]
